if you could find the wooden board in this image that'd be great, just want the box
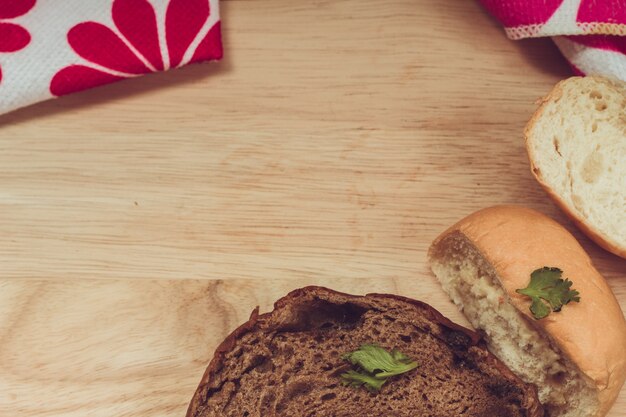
[0,0,624,415]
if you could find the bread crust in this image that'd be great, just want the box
[186,285,544,417]
[524,76,626,259]
[430,205,626,417]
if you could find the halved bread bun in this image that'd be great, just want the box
[187,286,544,417]
[429,205,626,417]
[525,76,626,258]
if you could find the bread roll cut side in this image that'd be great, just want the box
[429,206,626,417]
[525,76,626,258]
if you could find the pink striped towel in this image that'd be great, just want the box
[480,0,626,81]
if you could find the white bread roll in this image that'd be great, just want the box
[428,206,626,417]
[524,76,626,259]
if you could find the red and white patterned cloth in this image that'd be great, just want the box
[481,0,626,81]
[0,0,222,115]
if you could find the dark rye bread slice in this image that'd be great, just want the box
[186,286,544,417]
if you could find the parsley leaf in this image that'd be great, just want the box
[340,344,418,391]
[340,369,387,392]
[516,267,581,320]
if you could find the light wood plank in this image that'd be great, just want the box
[5,0,622,284]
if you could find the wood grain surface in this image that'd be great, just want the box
[0,0,624,416]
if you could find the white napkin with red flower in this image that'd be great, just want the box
[480,0,626,81]
[0,0,221,115]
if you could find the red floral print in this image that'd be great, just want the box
[50,0,222,96]
[0,0,36,83]
[480,0,563,27]
[577,0,626,27]
[166,0,210,68]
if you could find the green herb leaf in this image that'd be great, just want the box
[340,370,387,391]
[529,297,551,320]
[341,344,418,391]
[516,267,581,320]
